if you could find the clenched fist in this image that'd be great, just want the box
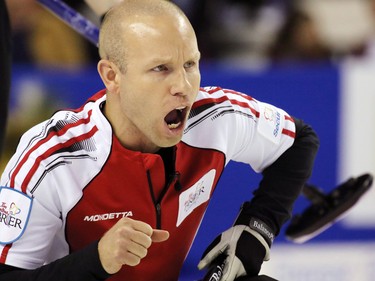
[98,217,169,274]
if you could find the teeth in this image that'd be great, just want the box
[165,107,186,129]
[168,122,181,129]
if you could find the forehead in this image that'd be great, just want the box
[123,15,199,59]
[128,22,160,37]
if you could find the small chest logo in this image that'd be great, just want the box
[83,211,133,222]
[176,169,216,227]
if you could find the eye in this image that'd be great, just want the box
[152,65,168,72]
[184,61,196,69]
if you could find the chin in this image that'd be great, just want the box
[158,137,182,148]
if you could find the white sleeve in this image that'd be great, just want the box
[0,144,63,269]
[183,87,296,172]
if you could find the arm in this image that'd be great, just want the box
[0,241,110,281]
[236,117,320,235]
[0,218,170,281]
[199,117,319,280]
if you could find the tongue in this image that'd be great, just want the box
[165,110,180,124]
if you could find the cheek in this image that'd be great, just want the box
[119,86,142,119]
[190,71,201,87]
[123,89,159,123]
[118,76,169,126]
[189,72,201,98]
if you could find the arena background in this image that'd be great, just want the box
[4,58,375,280]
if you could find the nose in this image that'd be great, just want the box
[170,68,191,97]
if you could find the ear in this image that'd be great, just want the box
[97,59,121,94]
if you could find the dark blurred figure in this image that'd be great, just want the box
[356,0,375,59]
[268,7,332,63]
[268,0,375,64]
[0,0,11,158]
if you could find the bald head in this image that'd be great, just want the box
[98,0,193,72]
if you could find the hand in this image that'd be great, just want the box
[198,224,270,281]
[98,217,169,274]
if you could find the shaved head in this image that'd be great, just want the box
[98,0,192,72]
[96,0,201,153]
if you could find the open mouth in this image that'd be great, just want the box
[164,106,187,129]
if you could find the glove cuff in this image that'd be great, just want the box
[248,217,274,247]
[234,203,275,248]
[235,217,275,248]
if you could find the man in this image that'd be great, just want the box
[0,1,319,280]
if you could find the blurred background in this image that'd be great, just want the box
[1,0,375,280]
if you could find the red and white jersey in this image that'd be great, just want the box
[0,87,295,281]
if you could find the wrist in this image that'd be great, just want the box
[234,202,276,248]
[248,217,274,247]
[98,239,121,274]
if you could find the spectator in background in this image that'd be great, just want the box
[1,0,100,167]
[5,0,95,68]
[267,0,375,65]
[173,0,287,64]
[267,7,332,64]
[356,0,375,59]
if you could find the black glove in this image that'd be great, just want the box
[198,203,275,281]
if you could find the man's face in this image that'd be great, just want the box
[112,16,201,152]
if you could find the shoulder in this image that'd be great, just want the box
[1,90,111,192]
[187,86,259,128]
[183,86,259,156]
[20,90,106,151]
[193,86,259,113]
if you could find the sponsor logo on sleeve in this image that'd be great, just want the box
[0,187,33,244]
[257,103,283,144]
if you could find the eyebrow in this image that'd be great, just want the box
[148,52,201,65]
[148,56,173,66]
